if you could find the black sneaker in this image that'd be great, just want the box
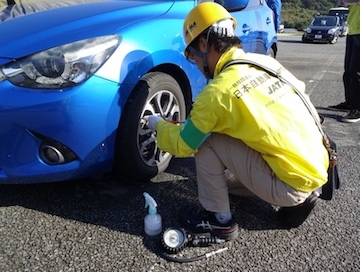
[327,102,351,112]
[179,206,239,241]
[277,193,319,229]
[341,109,360,123]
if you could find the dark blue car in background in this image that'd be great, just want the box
[0,0,277,184]
[302,15,341,44]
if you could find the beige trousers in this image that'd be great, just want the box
[194,133,312,213]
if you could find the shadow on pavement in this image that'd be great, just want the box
[0,157,290,242]
[316,107,346,122]
[278,39,303,44]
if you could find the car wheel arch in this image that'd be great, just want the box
[112,68,191,182]
[151,63,193,115]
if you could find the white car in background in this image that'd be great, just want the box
[328,7,349,37]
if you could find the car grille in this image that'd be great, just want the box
[311,30,328,35]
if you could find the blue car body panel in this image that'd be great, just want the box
[0,1,173,59]
[0,0,276,183]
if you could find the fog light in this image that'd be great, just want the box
[39,141,77,165]
[41,145,65,164]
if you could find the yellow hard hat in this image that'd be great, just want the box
[183,2,237,50]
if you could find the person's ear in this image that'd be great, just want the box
[198,37,207,52]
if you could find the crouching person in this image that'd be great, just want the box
[145,2,328,240]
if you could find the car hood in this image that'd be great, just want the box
[0,0,174,61]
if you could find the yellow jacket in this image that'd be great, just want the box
[348,5,360,35]
[156,47,329,192]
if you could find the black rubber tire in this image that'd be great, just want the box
[113,72,186,182]
[269,44,276,58]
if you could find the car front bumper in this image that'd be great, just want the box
[302,33,336,42]
[0,76,123,184]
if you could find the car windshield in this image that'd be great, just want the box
[312,17,336,27]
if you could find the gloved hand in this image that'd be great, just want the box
[144,115,163,131]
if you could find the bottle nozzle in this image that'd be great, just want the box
[143,192,158,214]
[143,192,162,236]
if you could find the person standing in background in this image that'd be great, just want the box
[266,0,282,32]
[328,0,360,123]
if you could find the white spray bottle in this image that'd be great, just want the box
[143,192,162,236]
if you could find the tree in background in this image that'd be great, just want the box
[282,0,336,30]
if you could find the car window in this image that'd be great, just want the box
[312,17,336,27]
[243,0,261,9]
[197,0,249,11]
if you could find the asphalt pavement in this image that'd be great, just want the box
[0,34,359,272]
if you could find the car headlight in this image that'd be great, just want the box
[328,28,336,35]
[305,28,311,34]
[0,35,120,89]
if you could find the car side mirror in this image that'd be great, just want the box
[216,0,249,12]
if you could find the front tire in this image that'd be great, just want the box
[269,43,277,58]
[113,72,187,182]
[301,35,308,43]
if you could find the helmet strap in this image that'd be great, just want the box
[203,29,213,79]
[187,45,211,79]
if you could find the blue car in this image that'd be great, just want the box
[0,0,277,184]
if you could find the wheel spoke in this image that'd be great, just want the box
[154,92,166,117]
[138,90,181,167]
[162,92,174,117]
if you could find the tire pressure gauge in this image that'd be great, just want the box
[161,228,188,254]
[158,227,229,263]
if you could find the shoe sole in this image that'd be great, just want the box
[327,107,350,112]
[341,118,360,123]
[212,226,239,241]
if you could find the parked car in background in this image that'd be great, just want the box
[0,0,277,184]
[328,7,349,20]
[302,15,341,44]
[328,7,349,37]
